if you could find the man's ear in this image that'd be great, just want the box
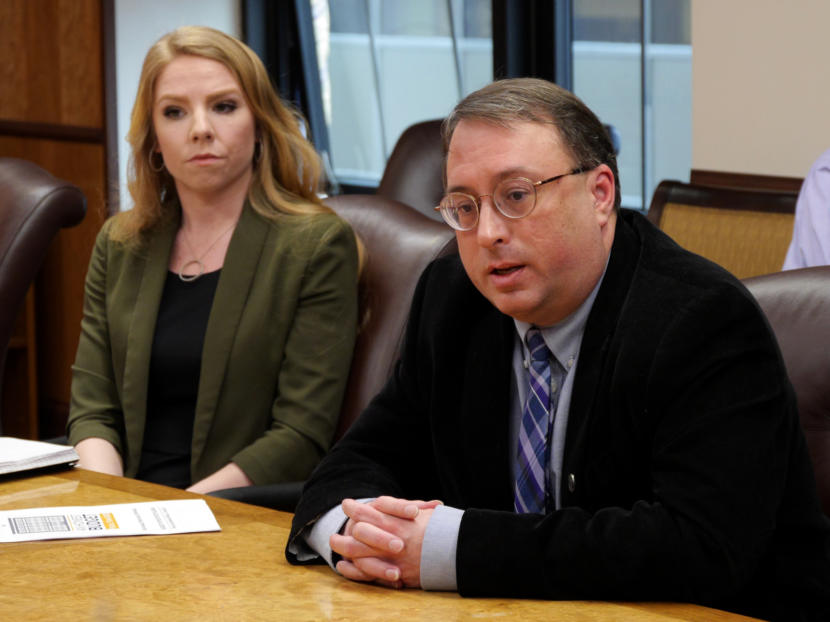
[590,164,616,226]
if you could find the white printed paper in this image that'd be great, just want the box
[0,499,220,542]
[0,436,79,475]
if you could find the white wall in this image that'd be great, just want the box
[114,0,240,211]
[692,0,830,178]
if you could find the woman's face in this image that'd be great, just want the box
[152,54,257,204]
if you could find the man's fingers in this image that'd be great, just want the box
[352,556,403,584]
[335,559,374,582]
[351,521,404,553]
[342,517,355,537]
[372,496,444,519]
[342,498,388,524]
[330,533,385,559]
[342,499,404,536]
[336,558,403,589]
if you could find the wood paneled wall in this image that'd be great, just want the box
[0,0,114,438]
[0,0,103,127]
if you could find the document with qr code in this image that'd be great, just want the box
[0,499,220,542]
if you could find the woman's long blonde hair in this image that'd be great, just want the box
[113,26,335,244]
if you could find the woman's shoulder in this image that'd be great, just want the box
[94,210,175,264]
[103,207,177,242]
[90,213,122,251]
[256,202,354,243]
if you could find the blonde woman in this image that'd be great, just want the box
[68,26,359,494]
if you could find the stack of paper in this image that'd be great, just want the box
[0,437,79,476]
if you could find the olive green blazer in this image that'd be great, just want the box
[67,204,359,485]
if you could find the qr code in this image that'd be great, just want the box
[69,513,104,531]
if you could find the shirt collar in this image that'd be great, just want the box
[514,257,609,368]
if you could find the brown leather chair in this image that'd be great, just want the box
[0,158,87,431]
[743,267,830,517]
[377,119,445,221]
[648,180,798,279]
[326,194,457,438]
[210,194,457,508]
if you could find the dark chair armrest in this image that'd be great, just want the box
[208,481,305,512]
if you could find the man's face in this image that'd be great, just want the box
[447,119,617,326]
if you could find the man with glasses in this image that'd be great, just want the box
[287,78,830,621]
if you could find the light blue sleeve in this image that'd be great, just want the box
[783,147,830,269]
[420,504,464,591]
[290,498,374,568]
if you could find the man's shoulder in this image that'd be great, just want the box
[418,253,492,307]
[426,252,468,281]
[623,208,749,296]
[613,209,762,329]
[407,253,507,343]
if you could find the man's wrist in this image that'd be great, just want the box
[299,499,374,568]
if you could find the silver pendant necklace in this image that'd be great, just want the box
[178,221,237,282]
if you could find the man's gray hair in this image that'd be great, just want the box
[442,78,621,209]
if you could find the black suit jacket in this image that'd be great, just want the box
[288,210,830,621]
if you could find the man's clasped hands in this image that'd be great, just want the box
[330,496,443,588]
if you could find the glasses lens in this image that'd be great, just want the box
[495,178,535,218]
[440,193,478,230]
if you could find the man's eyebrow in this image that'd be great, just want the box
[446,167,541,193]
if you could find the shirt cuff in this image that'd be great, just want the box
[419,504,463,591]
[290,498,374,568]
[304,504,349,567]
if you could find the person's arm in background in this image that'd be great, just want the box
[187,463,252,493]
[67,221,130,474]
[218,215,360,490]
[75,437,123,476]
[783,148,830,269]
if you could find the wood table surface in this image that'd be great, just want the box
[0,468,761,621]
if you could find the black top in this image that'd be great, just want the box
[136,269,220,488]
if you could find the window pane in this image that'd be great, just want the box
[573,0,643,208]
[329,0,367,34]
[574,0,640,43]
[380,0,449,36]
[573,0,690,44]
[313,0,492,187]
[651,0,690,45]
[571,0,691,210]
[464,0,491,38]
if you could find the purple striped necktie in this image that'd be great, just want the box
[514,327,562,514]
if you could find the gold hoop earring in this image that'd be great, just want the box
[149,151,165,173]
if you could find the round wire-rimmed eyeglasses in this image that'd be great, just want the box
[435,167,588,231]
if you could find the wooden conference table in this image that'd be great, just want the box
[0,468,760,621]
